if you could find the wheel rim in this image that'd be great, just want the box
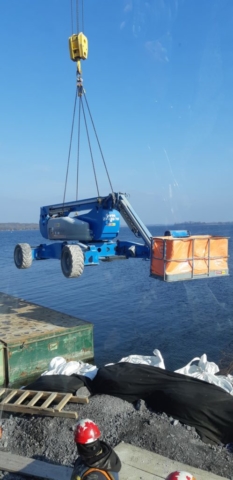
[15,247,22,267]
[62,251,71,275]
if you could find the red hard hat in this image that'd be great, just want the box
[166,472,196,480]
[74,419,101,444]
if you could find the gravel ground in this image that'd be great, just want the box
[0,390,233,480]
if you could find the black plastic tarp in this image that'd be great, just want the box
[25,373,91,394]
[25,363,233,445]
[90,363,233,445]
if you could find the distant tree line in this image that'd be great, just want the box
[175,222,233,225]
[0,223,39,231]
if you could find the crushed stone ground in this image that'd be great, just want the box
[0,393,233,480]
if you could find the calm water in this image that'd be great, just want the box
[0,225,233,370]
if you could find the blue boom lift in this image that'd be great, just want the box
[14,192,155,278]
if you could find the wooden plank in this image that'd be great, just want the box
[27,392,43,407]
[118,462,161,480]
[14,391,30,405]
[54,393,72,411]
[0,451,73,480]
[1,389,18,404]
[0,388,84,419]
[115,443,228,480]
[71,395,89,404]
[40,393,57,408]
[0,388,6,398]
[0,403,78,419]
[19,390,89,403]
[0,446,229,480]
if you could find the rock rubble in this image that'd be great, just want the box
[0,393,233,479]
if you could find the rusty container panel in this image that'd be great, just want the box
[0,293,94,387]
[7,326,93,387]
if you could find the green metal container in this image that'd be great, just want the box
[0,292,94,387]
[0,341,6,387]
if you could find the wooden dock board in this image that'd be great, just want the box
[0,451,72,480]
[0,445,229,480]
[115,443,229,480]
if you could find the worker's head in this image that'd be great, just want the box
[165,472,196,480]
[74,418,102,457]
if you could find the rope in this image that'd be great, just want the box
[63,89,78,205]
[82,0,84,33]
[76,0,79,33]
[83,94,114,195]
[80,97,100,197]
[76,97,81,200]
[70,0,74,33]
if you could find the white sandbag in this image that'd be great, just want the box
[41,369,57,376]
[48,356,66,371]
[41,356,67,376]
[227,374,233,385]
[57,361,81,375]
[175,354,219,376]
[41,357,98,379]
[57,360,98,379]
[201,373,233,395]
[175,354,233,395]
[78,363,98,380]
[118,349,165,369]
[153,349,166,369]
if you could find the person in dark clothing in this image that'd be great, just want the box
[71,418,121,480]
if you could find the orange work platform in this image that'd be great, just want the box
[150,235,229,282]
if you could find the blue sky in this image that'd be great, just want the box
[1,0,233,224]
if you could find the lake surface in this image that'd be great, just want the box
[0,224,233,370]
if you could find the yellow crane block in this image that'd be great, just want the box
[69,33,88,62]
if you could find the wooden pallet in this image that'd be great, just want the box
[0,388,89,419]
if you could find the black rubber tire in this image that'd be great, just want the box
[14,243,32,269]
[61,245,84,278]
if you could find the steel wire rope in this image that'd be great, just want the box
[76,0,79,33]
[70,0,74,33]
[63,89,78,205]
[80,97,100,197]
[81,0,84,33]
[83,93,114,195]
[76,98,81,200]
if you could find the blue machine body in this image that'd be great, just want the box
[40,205,120,242]
[35,193,152,266]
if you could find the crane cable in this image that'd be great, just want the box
[70,0,74,34]
[63,89,78,205]
[80,96,100,197]
[63,0,114,204]
[76,95,81,201]
[83,94,114,195]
